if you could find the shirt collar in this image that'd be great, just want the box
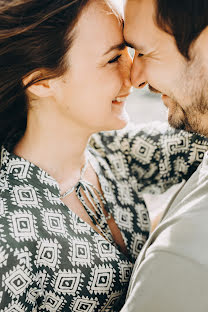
[0,140,61,198]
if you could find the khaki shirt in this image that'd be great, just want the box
[121,152,208,312]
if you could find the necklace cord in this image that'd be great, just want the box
[59,156,114,244]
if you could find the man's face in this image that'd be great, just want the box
[124,0,208,136]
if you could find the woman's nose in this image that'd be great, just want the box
[131,56,147,89]
[120,49,133,90]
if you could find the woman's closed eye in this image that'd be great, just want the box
[108,54,122,64]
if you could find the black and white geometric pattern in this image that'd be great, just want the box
[0,122,208,311]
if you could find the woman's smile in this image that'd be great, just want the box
[112,93,131,107]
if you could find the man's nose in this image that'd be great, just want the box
[131,56,147,89]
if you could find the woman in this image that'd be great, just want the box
[0,0,208,311]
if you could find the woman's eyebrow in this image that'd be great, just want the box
[103,42,126,55]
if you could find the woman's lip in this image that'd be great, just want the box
[112,94,130,103]
[118,93,130,98]
[112,100,125,105]
[112,93,131,105]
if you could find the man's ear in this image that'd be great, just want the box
[22,70,53,98]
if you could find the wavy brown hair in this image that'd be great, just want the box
[0,0,92,146]
[154,0,208,59]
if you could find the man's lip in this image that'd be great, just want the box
[161,94,169,107]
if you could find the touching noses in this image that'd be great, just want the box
[120,50,133,91]
[131,55,147,89]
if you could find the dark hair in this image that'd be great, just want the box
[154,0,208,59]
[0,0,92,146]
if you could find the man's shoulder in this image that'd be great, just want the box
[123,188,208,311]
[150,207,208,265]
[149,172,208,266]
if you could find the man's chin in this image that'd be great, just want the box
[165,100,187,130]
[168,113,187,131]
[168,113,198,134]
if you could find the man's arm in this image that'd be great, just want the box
[90,122,208,195]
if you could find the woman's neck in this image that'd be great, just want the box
[13,109,91,190]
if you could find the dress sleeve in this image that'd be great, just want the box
[90,121,208,194]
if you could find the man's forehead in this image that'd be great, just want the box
[124,0,156,36]
[124,0,163,52]
[126,0,153,8]
[125,0,155,29]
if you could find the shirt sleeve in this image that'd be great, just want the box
[120,251,208,312]
[90,121,208,194]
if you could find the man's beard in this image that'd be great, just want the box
[166,54,208,136]
[148,75,208,136]
[166,93,208,136]
[147,84,191,131]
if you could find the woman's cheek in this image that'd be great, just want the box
[113,64,124,86]
[102,67,122,94]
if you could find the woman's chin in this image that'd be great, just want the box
[107,110,129,131]
[91,109,129,133]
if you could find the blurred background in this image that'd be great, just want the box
[126,87,181,225]
[126,85,167,124]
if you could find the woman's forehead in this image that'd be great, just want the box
[80,0,124,23]
[73,0,124,54]
[105,0,124,18]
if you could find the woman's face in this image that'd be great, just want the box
[53,0,132,133]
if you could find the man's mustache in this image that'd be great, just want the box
[148,85,161,94]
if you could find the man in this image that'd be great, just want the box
[121,0,208,311]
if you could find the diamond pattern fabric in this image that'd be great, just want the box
[0,122,208,311]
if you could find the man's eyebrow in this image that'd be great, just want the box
[104,42,126,55]
[124,40,144,51]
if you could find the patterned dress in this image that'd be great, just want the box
[0,122,208,312]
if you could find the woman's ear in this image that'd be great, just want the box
[22,70,53,98]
